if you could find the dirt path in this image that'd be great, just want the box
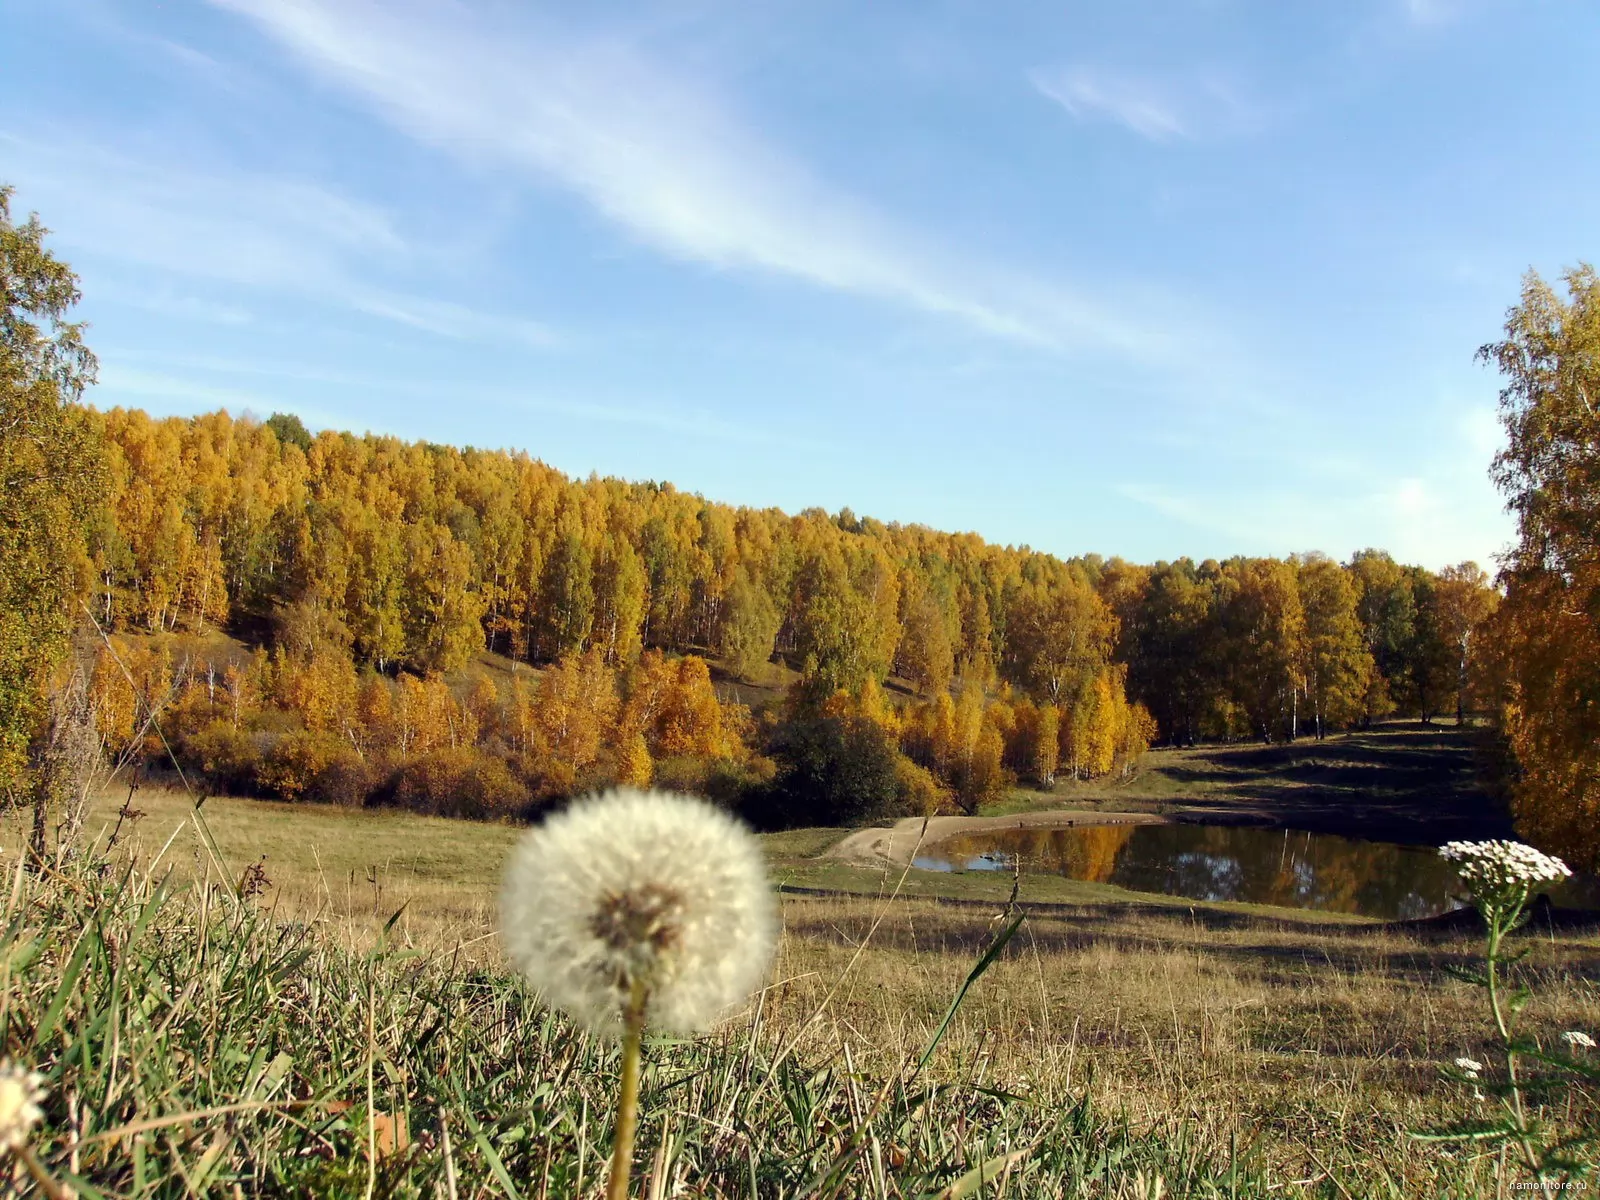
[826,809,1170,868]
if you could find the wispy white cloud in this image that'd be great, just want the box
[4,130,400,277]
[1030,64,1260,143]
[91,282,255,327]
[202,0,1190,357]
[100,350,791,447]
[1116,435,1514,570]
[94,364,359,432]
[1,130,556,348]
[344,289,555,348]
[493,392,793,447]
[1400,0,1467,28]
[99,365,274,410]
[104,349,384,388]
[1032,67,1188,141]
[58,0,264,95]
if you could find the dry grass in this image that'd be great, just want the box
[71,786,519,954]
[768,895,1600,1183]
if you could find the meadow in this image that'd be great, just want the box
[5,748,1598,1198]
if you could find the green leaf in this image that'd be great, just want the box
[365,902,412,962]
[269,946,316,984]
[1443,962,1489,986]
[1410,1119,1517,1144]
[1522,1046,1600,1083]
[926,1148,1031,1198]
[1538,1130,1600,1174]
[49,1167,114,1200]
[127,873,171,946]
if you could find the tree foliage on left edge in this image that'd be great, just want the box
[0,186,102,796]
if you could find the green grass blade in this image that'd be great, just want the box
[916,910,1026,1074]
[926,1147,1030,1199]
[451,1074,527,1200]
[32,928,92,1050]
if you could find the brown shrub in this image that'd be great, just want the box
[651,754,776,812]
[185,720,265,793]
[259,730,344,800]
[388,748,529,819]
[307,749,373,807]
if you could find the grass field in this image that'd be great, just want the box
[5,727,1598,1195]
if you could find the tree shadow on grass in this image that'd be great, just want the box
[783,894,1600,985]
[1143,724,1512,843]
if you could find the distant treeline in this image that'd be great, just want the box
[68,405,1497,827]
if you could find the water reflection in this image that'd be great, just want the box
[913,823,1599,920]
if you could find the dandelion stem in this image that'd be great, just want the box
[607,976,649,1200]
[16,1146,73,1200]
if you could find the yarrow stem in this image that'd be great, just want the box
[1482,897,1541,1177]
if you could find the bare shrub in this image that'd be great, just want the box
[27,668,107,866]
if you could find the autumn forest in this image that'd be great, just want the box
[60,402,1500,827]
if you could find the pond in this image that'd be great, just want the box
[912,822,1600,921]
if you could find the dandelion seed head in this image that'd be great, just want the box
[0,1061,46,1153]
[500,788,777,1037]
[1562,1030,1596,1050]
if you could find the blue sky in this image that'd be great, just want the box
[4,0,1595,570]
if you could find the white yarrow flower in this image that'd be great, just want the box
[0,1061,46,1153]
[1438,840,1571,902]
[1561,1030,1596,1050]
[500,788,777,1037]
[1454,1056,1483,1077]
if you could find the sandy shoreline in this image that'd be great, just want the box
[825,809,1171,868]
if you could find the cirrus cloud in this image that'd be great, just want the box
[205,0,1200,358]
[1031,63,1262,142]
